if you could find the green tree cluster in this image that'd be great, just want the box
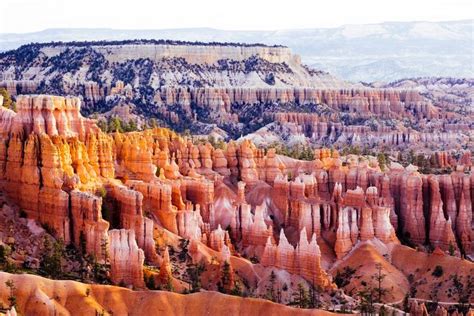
[39,237,65,279]
[288,282,320,309]
[432,265,443,277]
[266,271,277,302]
[268,143,314,161]
[377,152,388,171]
[289,283,311,308]
[218,261,232,294]
[0,88,16,111]
[207,135,226,150]
[334,266,356,288]
[144,274,157,290]
[97,116,139,133]
[186,263,205,293]
[397,150,434,173]
[357,263,388,314]
[341,145,362,156]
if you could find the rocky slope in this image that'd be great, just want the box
[1,20,472,81]
[375,77,473,113]
[0,40,472,152]
[0,40,344,91]
[0,94,472,315]
[0,272,339,316]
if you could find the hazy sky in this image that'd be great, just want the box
[2,0,473,33]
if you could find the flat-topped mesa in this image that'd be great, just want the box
[10,95,99,139]
[3,41,350,93]
[34,41,297,65]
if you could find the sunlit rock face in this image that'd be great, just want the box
[0,93,472,294]
[11,95,99,139]
[108,229,145,288]
[2,41,471,154]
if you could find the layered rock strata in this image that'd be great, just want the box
[0,94,472,292]
[108,229,145,288]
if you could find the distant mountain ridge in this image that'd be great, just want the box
[0,20,472,82]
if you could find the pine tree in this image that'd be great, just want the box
[219,261,232,294]
[97,119,108,132]
[79,231,87,255]
[290,283,309,308]
[110,117,123,132]
[358,286,376,315]
[377,153,387,171]
[267,270,276,301]
[127,119,138,132]
[5,279,16,308]
[373,263,387,303]
[100,236,109,263]
[40,237,65,279]
[187,263,204,293]
[148,118,158,129]
[0,88,13,109]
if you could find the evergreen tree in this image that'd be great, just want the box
[208,135,217,147]
[126,119,138,132]
[79,231,87,255]
[165,275,174,292]
[218,261,232,294]
[40,237,65,279]
[148,118,158,129]
[290,283,309,308]
[231,281,243,297]
[373,263,387,303]
[5,279,16,308]
[110,117,123,132]
[187,263,205,293]
[97,119,108,132]
[402,293,410,312]
[266,270,276,301]
[377,153,387,171]
[100,236,109,263]
[308,279,321,308]
[358,286,376,315]
[0,88,13,109]
[145,274,156,290]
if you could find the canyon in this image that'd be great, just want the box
[0,38,472,316]
[0,94,472,315]
[0,41,471,155]
[1,20,472,82]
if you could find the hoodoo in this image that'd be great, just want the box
[0,34,472,316]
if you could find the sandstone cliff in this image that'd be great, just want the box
[0,94,472,312]
[3,40,470,151]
